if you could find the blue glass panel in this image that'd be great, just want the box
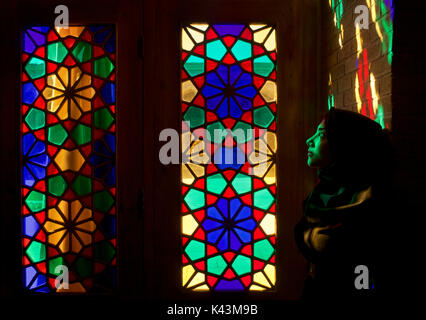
[23,215,39,237]
[29,154,49,166]
[32,26,49,33]
[206,72,225,88]
[94,29,112,43]
[23,166,35,187]
[216,147,243,170]
[94,163,112,179]
[102,215,116,237]
[28,29,45,46]
[230,231,242,250]
[229,198,242,218]
[234,95,251,110]
[229,65,241,86]
[236,219,256,231]
[207,206,223,221]
[35,286,50,293]
[101,83,115,104]
[215,279,244,290]
[27,163,45,180]
[234,73,252,88]
[235,206,251,221]
[29,274,47,290]
[22,133,35,155]
[206,95,223,110]
[217,65,228,84]
[28,141,45,157]
[237,86,257,98]
[213,25,245,36]
[106,166,116,186]
[90,154,108,167]
[104,133,115,152]
[89,25,106,32]
[24,266,37,287]
[234,228,251,243]
[24,33,36,53]
[105,32,116,53]
[216,98,228,118]
[94,140,111,156]
[207,228,223,243]
[202,85,222,98]
[203,219,222,231]
[217,199,228,217]
[22,83,39,104]
[229,98,242,118]
[217,231,229,250]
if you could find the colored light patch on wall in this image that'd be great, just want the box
[21,25,117,293]
[181,24,277,291]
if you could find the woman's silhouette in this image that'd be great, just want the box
[295,108,395,303]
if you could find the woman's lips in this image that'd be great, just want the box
[307,151,313,157]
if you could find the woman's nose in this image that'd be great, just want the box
[306,136,314,146]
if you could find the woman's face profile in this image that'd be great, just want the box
[306,120,330,168]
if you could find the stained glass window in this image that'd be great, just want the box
[21,25,117,293]
[181,24,277,291]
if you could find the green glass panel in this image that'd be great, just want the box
[207,255,227,275]
[25,57,45,79]
[72,124,91,145]
[48,257,64,276]
[185,240,205,261]
[183,106,205,128]
[253,239,274,261]
[206,40,227,61]
[25,108,45,130]
[207,121,226,143]
[94,108,114,130]
[206,173,227,195]
[75,257,93,278]
[253,55,274,77]
[184,55,205,77]
[184,189,205,210]
[232,173,251,195]
[94,56,114,78]
[25,191,45,212]
[48,124,68,146]
[48,175,67,196]
[26,241,46,263]
[72,175,92,196]
[47,42,68,63]
[72,41,92,63]
[232,255,251,276]
[231,40,252,61]
[94,190,114,212]
[253,189,274,210]
[254,106,274,128]
[94,241,116,263]
[232,121,252,143]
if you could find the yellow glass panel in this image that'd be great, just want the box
[57,101,69,120]
[188,162,204,178]
[70,101,82,120]
[70,200,82,221]
[58,233,70,253]
[75,74,91,90]
[57,200,69,220]
[264,164,276,185]
[44,221,63,233]
[182,80,197,102]
[76,87,96,99]
[57,282,86,293]
[193,284,209,291]
[182,29,194,51]
[182,165,195,185]
[252,161,270,177]
[264,264,276,285]
[47,229,66,246]
[54,149,85,172]
[255,138,272,155]
[55,26,84,38]
[181,131,192,152]
[77,221,96,233]
[74,97,91,112]
[265,132,277,153]
[75,230,92,246]
[187,272,205,288]
[47,74,65,90]
[250,24,266,31]
[46,97,64,113]
[70,66,82,86]
[182,265,196,286]
[249,284,266,291]
[182,214,198,236]
[48,207,65,223]
[253,271,271,288]
[76,208,92,223]
[264,29,276,51]
[190,24,209,31]
[260,80,277,103]
[187,27,204,43]
[260,213,276,236]
[71,235,83,253]
[57,67,69,86]
[42,87,64,100]
[254,27,271,43]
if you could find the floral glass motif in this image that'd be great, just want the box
[181,24,277,291]
[21,25,117,293]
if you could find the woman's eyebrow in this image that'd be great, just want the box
[318,128,325,131]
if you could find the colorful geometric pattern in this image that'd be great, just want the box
[21,25,117,293]
[181,24,277,291]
